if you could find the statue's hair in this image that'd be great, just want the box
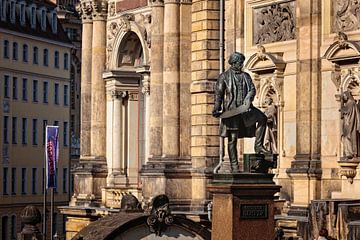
[228,52,245,65]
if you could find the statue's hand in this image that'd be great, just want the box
[212,110,222,118]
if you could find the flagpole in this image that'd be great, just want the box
[43,154,47,240]
[50,187,54,240]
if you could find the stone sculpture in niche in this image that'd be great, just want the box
[253,2,296,45]
[212,52,270,173]
[263,97,278,154]
[333,0,360,32]
[341,91,360,159]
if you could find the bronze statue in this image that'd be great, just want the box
[341,91,360,159]
[263,97,278,154]
[213,52,270,172]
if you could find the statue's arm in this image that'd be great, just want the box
[243,73,256,108]
[213,75,225,117]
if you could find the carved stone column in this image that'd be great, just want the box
[90,0,107,159]
[77,0,93,157]
[162,0,180,157]
[149,0,164,158]
[137,66,151,164]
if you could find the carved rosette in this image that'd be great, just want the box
[92,0,108,20]
[338,161,359,184]
[77,0,93,22]
[106,16,132,69]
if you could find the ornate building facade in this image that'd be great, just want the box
[61,0,360,239]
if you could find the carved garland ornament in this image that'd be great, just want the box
[253,1,296,45]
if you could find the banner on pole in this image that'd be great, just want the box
[45,126,59,189]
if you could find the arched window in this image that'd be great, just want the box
[22,44,28,62]
[33,47,38,64]
[10,215,16,239]
[54,51,59,68]
[64,53,69,70]
[43,49,49,66]
[3,40,9,58]
[12,42,18,60]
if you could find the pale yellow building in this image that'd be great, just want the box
[0,0,72,239]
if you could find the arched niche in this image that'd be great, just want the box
[245,45,285,106]
[245,45,286,156]
[106,14,150,70]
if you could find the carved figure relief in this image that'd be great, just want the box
[333,0,360,32]
[263,96,278,153]
[253,1,296,44]
[341,91,360,159]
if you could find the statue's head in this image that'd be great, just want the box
[228,52,245,70]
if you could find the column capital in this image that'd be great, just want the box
[92,0,108,21]
[110,90,128,100]
[164,0,181,4]
[150,0,164,6]
[77,0,93,22]
[136,65,151,95]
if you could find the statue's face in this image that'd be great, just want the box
[232,60,243,71]
[343,93,348,102]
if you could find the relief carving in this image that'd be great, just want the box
[253,1,296,45]
[92,0,108,20]
[333,0,360,32]
[76,0,93,21]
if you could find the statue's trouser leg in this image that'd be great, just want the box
[254,112,267,151]
[228,131,239,171]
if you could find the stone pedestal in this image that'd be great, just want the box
[208,173,281,240]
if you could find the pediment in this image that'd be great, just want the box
[245,46,286,74]
[324,32,360,64]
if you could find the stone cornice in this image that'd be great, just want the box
[92,0,108,21]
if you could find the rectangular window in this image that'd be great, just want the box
[54,51,59,68]
[11,168,16,195]
[20,4,25,24]
[32,168,37,194]
[12,76,17,99]
[12,42,18,60]
[62,168,67,193]
[64,53,69,69]
[64,85,69,106]
[42,120,47,145]
[3,116,9,144]
[4,75,10,98]
[23,44,28,62]
[10,1,15,23]
[43,49,48,66]
[32,80,38,102]
[32,119,37,145]
[22,118,27,144]
[21,168,26,194]
[63,121,68,146]
[54,83,59,104]
[22,78,27,101]
[12,117,17,144]
[3,40,9,58]
[10,215,16,239]
[3,167,8,195]
[33,47,38,64]
[43,81,48,103]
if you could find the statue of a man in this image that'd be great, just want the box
[341,91,360,159]
[263,97,278,154]
[213,52,270,172]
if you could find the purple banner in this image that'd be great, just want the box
[45,126,59,189]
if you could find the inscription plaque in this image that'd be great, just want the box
[240,204,268,219]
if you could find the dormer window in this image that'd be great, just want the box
[19,3,25,25]
[40,9,46,31]
[51,11,57,34]
[9,0,15,23]
[1,0,6,21]
[30,5,36,29]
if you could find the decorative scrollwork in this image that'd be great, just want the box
[333,0,360,32]
[146,195,174,236]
